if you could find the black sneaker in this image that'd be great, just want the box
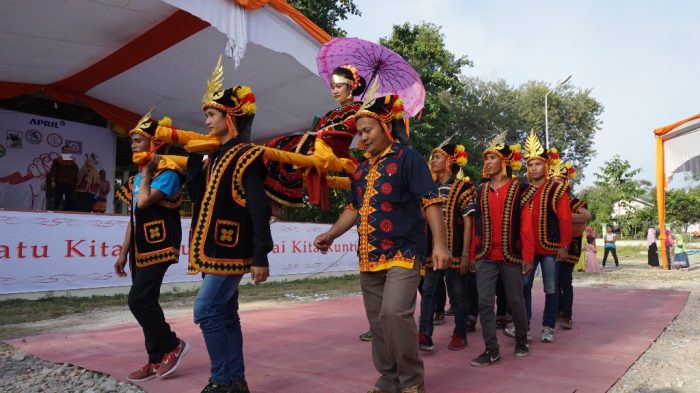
[230,381,251,393]
[418,333,434,352]
[434,311,446,325]
[445,307,456,316]
[470,349,500,367]
[201,381,233,393]
[514,341,529,357]
[359,330,373,341]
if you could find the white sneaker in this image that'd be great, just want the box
[541,326,555,343]
[504,325,532,341]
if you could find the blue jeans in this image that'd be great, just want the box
[523,254,560,328]
[418,268,444,337]
[194,274,244,384]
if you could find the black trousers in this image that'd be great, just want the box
[495,274,510,318]
[128,261,179,364]
[558,262,575,319]
[465,271,479,320]
[53,183,74,211]
[602,247,619,266]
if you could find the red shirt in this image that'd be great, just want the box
[530,184,572,255]
[471,179,534,264]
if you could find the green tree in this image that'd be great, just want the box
[287,0,361,37]
[580,155,648,230]
[379,22,472,158]
[620,204,656,239]
[665,187,700,232]
[450,78,603,183]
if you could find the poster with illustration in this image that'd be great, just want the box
[0,110,116,212]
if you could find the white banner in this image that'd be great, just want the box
[0,211,359,294]
[0,110,116,212]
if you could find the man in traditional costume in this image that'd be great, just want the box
[550,160,591,329]
[418,143,476,352]
[506,130,571,343]
[314,95,450,393]
[186,59,273,393]
[470,133,534,366]
[114,111,189,382]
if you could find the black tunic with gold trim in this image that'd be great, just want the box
[426,177,476,268]
[473,180,536,264]
[187,140,273,275]
[263,101,362,207]
[115,172,182,268]
[565,196,588,264]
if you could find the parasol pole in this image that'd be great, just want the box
[361,64,382,100]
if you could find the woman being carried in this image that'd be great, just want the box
[263,65,367,210]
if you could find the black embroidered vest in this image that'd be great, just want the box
[427,178,476,267]
[534,180,568,251]
[565,197,588,264]
[116,173,182,268]
[189,143,265,275]
[473,180,535,264]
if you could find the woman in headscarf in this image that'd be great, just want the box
[646,227,660,269]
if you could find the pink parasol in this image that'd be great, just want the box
[316,37,425,118]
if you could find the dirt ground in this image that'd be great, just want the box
[1,253,699,392]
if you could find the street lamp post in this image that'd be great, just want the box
[544,75,572,148]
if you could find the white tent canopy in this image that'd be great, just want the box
[0,0,335,141]
[661,117,700,180]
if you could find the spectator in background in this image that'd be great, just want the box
[647,227,660,269]
[48,146,79,211]
[672,234,689,270]
[602,225,619,269]
[585,235,600,273]
[76,158,100,212]
[92,169,111,213]
[665,229,674,268]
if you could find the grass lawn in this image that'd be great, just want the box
[0,274,362,329]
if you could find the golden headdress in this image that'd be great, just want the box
[482,131,522,178]
[201,55,256,140]
[549,159,576,181]
[523,129,563,180]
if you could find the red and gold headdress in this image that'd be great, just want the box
[354,94,406,148]
[482,131,522,178]
[431,142,468,179]
[549,158,576,181]
[201,55,256,140]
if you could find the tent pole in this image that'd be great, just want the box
[655,135,668,269]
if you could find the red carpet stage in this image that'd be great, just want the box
[5,287,688,393]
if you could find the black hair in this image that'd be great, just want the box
[332,66,367,97]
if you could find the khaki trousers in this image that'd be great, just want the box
[361,265,423,392]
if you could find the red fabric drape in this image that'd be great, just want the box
[0,82,42,99]
[51,10,209,94]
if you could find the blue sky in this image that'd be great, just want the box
[339,0,699,187]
